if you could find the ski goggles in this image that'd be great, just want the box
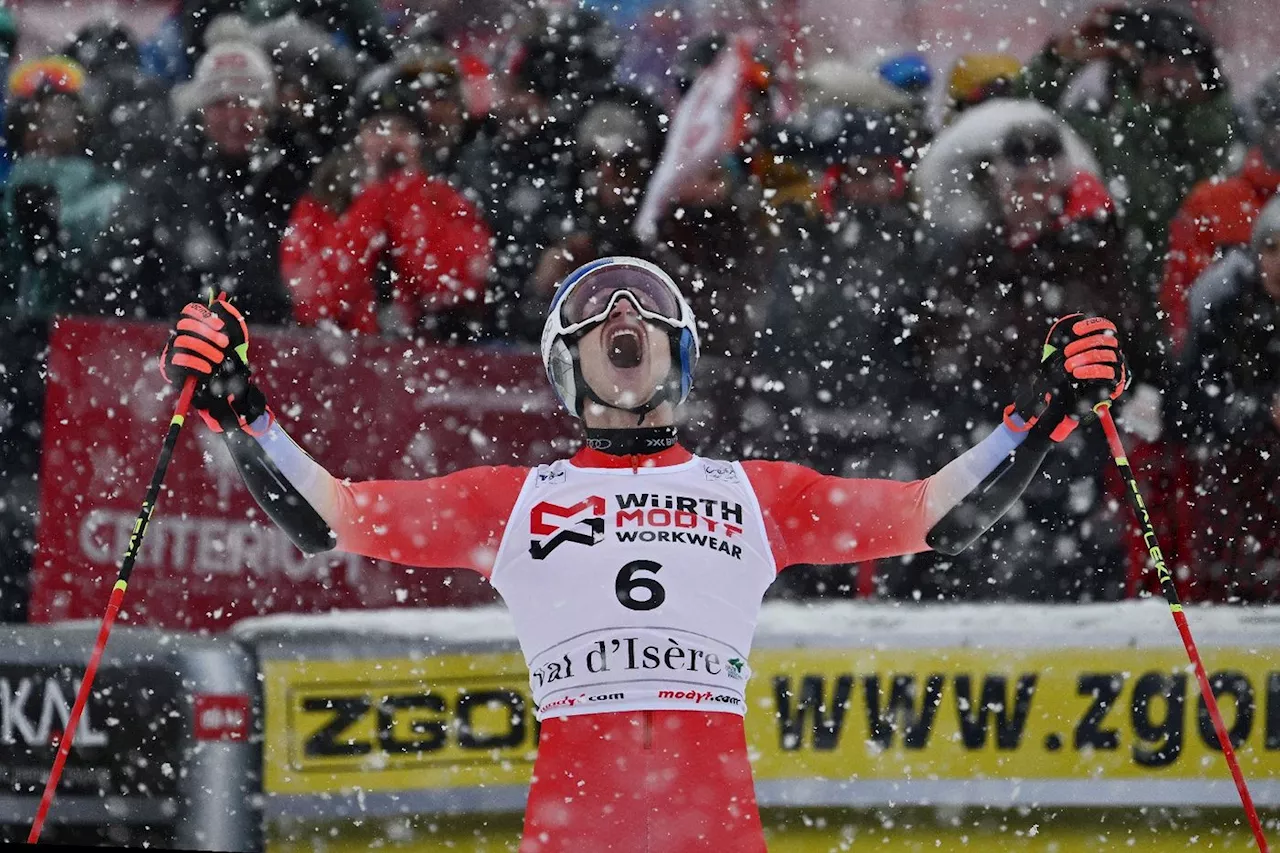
[556,263,687,335]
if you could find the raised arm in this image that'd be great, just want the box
[743,418,1048,567]
[745,314,1129,569]
[157,296,528,576]
[222,418,527,574]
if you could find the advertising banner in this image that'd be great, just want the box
[0,626,259,851]
[261,648,1280,806]
[263,653,534,798]
[750,646,1279,803]
[251,602,1280,812]
[32,317,575,632]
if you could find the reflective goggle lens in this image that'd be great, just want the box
[559,267,682,328]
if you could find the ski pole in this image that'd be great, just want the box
[1094,402,1269,853]
[28,375,197,844]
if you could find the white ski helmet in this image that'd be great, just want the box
[541,256,700,419]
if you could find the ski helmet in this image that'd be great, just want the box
[541,257,699,419]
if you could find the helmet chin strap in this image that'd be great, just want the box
[570,328,682,425]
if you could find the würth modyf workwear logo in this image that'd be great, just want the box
[530,496,606,559]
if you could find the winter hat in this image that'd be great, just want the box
[173,29,276,116]
[878,53,932,95]
[948,53,1022,106]
[350,49,460,134]
[5,56,89,157]
[1126,6,1223,90]
[8,56,86,102]
[1251,195,1280,253]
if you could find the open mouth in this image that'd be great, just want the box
[606,326,644,369]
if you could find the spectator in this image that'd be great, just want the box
[530,87,665,296]
[1185,199,1280,445]
[918,111,1130,421]
[0,57,127,621]
[1162,67,1280,353]
[255,15,357,184]
[63,21,173,181]
[1181,197,1280,601]
[459,7,618,342]
[671,31,728,97]
[110,33,301,323]
[643,43,781,362]
[1018,4,1133,113]
[759,106,931,601]
[1,57,127,323]
[378,46,481,185]
[1020,5,1237,351]
[797,58,922,163]
[873,50,934,154]
[913,109,1130,600]
[280,60,492,341]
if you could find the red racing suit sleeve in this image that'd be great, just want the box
[231,415,528,577]
[742,422,1029,569]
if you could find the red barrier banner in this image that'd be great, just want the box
[32,318,576,632]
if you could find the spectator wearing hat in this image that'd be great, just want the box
[110,33,302,323]
[530,87,665,297]
[910,116,1132,601]
[377,47,481,185]
[760,106,930,506]
[456,7,619,342]
[279,57,492,342]
[62,21,173,182]
[256,15,357,187]
[1179,197,1280,601]
[0,56,130,619]
[1161,67,1280,354]
[1,56,128,324]
[1020,5,1237,348]
[919,118,1129,424]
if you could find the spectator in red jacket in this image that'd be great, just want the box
[280,56,492,341]
[1161,67,1280,354]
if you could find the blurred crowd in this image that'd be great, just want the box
[0,0,1278,621]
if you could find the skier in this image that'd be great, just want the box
[159,256,1128,851]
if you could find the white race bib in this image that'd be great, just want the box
[490,456,776,719]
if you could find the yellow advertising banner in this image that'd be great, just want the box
[262,653,535,795]
[263,646,1280,798]
[747,646,1279,784]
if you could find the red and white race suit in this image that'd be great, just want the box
[248,419,1024,851]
